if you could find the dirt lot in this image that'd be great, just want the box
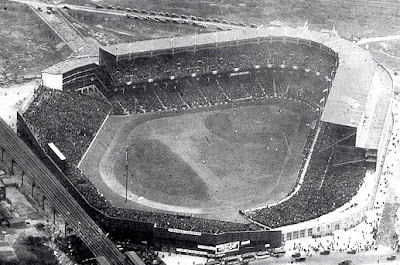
[62,9,213,45]
[0,0,71,83]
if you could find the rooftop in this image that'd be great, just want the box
[43,56,99,75]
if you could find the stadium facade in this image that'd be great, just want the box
[16,26,393,258]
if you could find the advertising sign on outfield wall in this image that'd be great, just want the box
[215,241,240,254]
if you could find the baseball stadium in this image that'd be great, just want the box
[7,26,393,260]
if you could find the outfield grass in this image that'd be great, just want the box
[80,99,315,221]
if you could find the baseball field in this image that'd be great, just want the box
[79,98,316,222]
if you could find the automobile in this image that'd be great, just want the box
[222,19,229,24]
[140,9,147,14]
[149,11,156,15]
[291,253,301,258]
[132,8,139,13]
[107,5,115,9]
[346,250,356,254]
[126,8,132,11]
[338,260,352,265]
[387,255,396,261]
[238,22,247,26]
[213,18,220,22]
[181,14,188,19]
[95,4,104,9]
[205,18,212,22]
[116,6,123,10]
[250,23,258,28]
[230,21,239,26]
[171,13,179,18]
[255,250,270,260]
[197,16,204,21]
[37,6,42,11]
[320,250,330,255]
[158,12,165,16]
[295,257,306,262]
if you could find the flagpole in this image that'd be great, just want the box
[116,44,118,63]
[129,42,131,60]
[171,37,175,54]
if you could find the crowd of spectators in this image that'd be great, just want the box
[20,38,349,234]
[109,40,337,86]
[22,87,111,165]
[245,123,367,228]
[21,87,253,234]
[111,67,328,113]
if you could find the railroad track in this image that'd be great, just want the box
[0,118,130,265]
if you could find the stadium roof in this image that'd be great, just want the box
[100,27,392,149]
[320,45,377,127]
[43,56,99,75]
[100,26,340,56]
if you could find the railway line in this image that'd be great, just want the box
[0,118,130,265]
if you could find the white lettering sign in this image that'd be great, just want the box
[215,241,240,254]
[168,228,201,236]
[198,245,216,251]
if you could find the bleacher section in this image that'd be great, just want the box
[244,123,366,228]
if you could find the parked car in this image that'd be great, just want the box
[320,250,330,255]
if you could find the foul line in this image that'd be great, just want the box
[77,114,109,168]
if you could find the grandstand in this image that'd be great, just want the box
[17,26,392,258]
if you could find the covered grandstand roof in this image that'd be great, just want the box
[43,56,99,75]
[99,27,392,149]
[321,46,377,127]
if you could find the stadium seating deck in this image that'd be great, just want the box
[20,34,370,234]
